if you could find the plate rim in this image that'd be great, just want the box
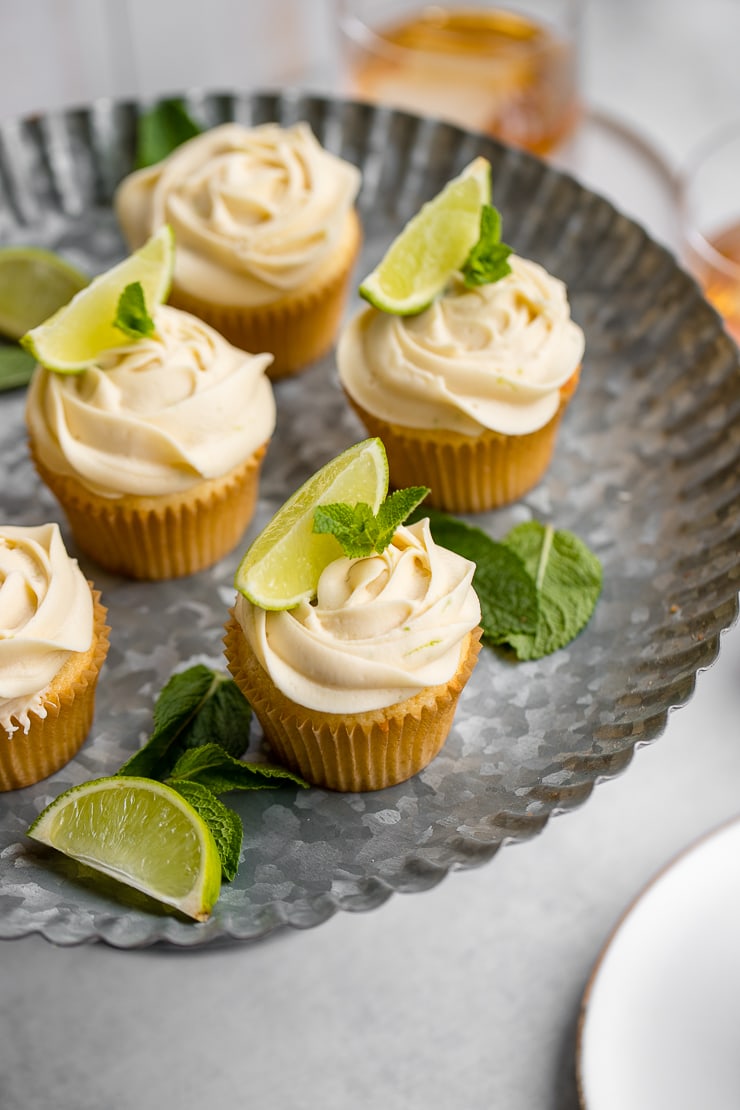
[576,812,740,1109]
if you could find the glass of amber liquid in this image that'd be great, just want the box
[680,123,740,345]
[337,0,583,156]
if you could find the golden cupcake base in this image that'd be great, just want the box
[224,613,482,792]
[169,211,362,380]
[29,442,268,580]
[0,590,110,791]
[345,367,581,513]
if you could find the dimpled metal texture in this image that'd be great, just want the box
[0,92,738,947]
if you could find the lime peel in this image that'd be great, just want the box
[21,225,175,374]
[359,156,492,316]
[234,438,389,610]
[28,775,221,922]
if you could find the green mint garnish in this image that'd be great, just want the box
[135,98,203,169]
[0,343,36,391]
[461,205,513,288]
[167,743,308,795]
[167,779,244,883]
[501,522,603,660]
[113,281,156,341]
[419,510,601,659]
[117,666,241,780]
[117,665,308,883]
[313,486,430,558]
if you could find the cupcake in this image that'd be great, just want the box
[225,517,482,792]
[26,304,276,579]
[115,122,362,379]
[338,256,584,512]
[0,523,109,790]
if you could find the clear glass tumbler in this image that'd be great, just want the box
[337,0,583,156]
[680,121,740,345]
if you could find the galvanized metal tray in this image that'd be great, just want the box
[0,90,738,947]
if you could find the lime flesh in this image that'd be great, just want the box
[28,775,221,921]
[359,156,492,315]
[235,438,389,610]
[0,247,88,341]
[21,225,175,373]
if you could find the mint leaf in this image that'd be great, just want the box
[461,205,513,287]
[168,743,308,794]
[502,522,602,659]
[0,343,36,391]
[374,487,430,549]
[418,508,538,644]
[113,282,155,340]
[135,98,202,169]
[314,502,377,558]
[118,666,251,779]
[176,678,252,759]
[314,486,430,558]
[168,779,243,882]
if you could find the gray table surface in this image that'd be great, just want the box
[2,2,740,1108]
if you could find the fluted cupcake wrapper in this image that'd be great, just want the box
[345,368,580,513]
[224,613,482,792]
[169,212,362,380]
[0,589,110,791]
[29,442,268,580]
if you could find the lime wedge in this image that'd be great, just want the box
[359,156,491,316]
[0,246,88,341]
[21,225,174,373]
[28,775,221,921]
[235,438,389,610]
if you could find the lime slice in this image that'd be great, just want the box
[0,246,88,341]
[359,156,491,316]
[235,437,389,610]
[21,225,174,373]
[28,775,221,922]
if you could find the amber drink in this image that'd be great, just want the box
[338,1,582,155]
[681,123,740,345]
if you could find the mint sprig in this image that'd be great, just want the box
[113,281,156,341]
[418,510,601,659]
[135,98,203,169]
[313,486,430,558]
[117,665,308,882]
[461,205,513,288]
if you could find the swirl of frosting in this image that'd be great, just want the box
[234,518,480,713]
[115,122,362,306]
[338,256,585,436]
[0,523,93,736]
[26,305,276,498]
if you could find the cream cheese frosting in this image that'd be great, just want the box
[115,122,362,307]
[338,256,585,437]
[234,518,480,714]
[26,304,276,498]
[0,523,93,737]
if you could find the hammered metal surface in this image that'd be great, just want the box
[0,91,738,947]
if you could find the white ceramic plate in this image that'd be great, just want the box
[578,817,740,1110]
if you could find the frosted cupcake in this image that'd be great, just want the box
[0,523,109,790]
[225,516,481,792]
[26,304,276,579]
[338,255,585,512]
[115,122,362,378]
